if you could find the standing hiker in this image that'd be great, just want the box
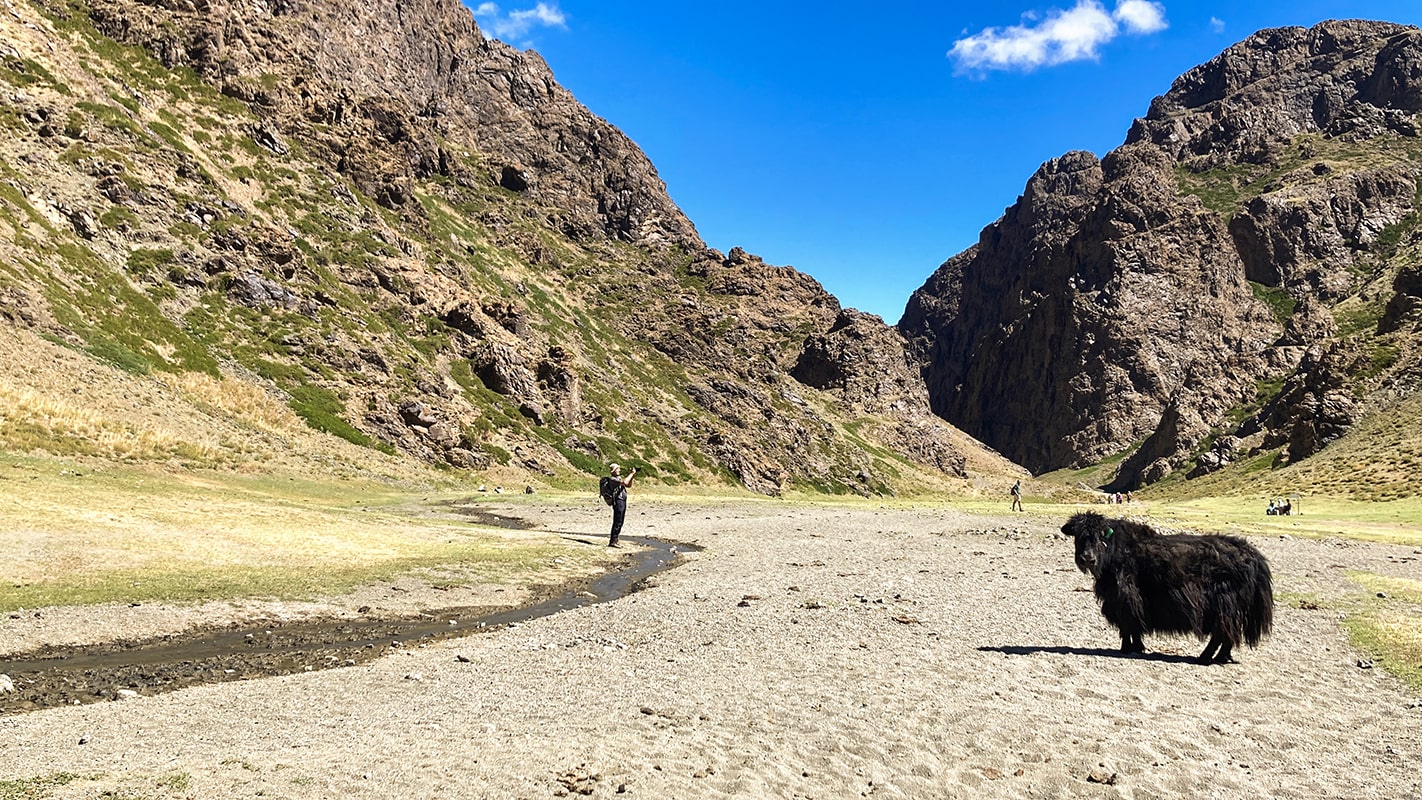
[1010,479,1023,512]
[605,462,637,548]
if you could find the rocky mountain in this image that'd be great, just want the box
[901,19,1422,491]
[0,0,986,495]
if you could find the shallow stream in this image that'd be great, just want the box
[0,535,692,715]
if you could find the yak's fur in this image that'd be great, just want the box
[1061,512,1273,664]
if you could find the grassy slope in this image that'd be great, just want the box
[0,325,606,612]
[1167,131,1422,496]
[1137,392,1422,535]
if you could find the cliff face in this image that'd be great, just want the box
[902,20,1422,488]
[0,0,975,495]
[82,0,701,248]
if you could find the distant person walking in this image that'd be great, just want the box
[1010,479,1024,512]
[606,462,637,548]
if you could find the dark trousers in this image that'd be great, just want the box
[608,495,627,545]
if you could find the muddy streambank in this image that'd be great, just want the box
[0,536,694,715]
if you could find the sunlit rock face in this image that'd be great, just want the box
[901,20,1422,488]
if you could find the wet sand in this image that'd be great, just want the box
[2,501,1420,798]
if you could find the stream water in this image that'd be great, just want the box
[0,535,693,715]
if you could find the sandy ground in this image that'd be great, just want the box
[2,501,1421,799]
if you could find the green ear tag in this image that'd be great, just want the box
[1105,527,1114,539]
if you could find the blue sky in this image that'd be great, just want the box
[469,1,1422,322]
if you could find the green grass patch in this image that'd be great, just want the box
[1342,573,1422,693]
[37,242,219,377]
[0,540,565,612]
[155,772,192,792]
[1333,295,1389,337]
[73,100,148,142]
[1173,134,1410,219]
[99,206,138,231]
[126,246,175,275]
[1249,281,1297,324]
[1359,341,1400,382]
[1375,178,1422,257]
[0,56,72,95]
[1215,374,1288,432]
[1174,159,1292,217]
[0,58,43,90]
[0,773,85,800]
[536,432,605,475]
[449,361,531,433]
[287,383,395,454]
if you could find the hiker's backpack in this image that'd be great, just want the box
[598,476,617,505]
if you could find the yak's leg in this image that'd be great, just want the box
[1113,575,1147,655]
[1198,634,1225,665]
[1211,640,1236,665]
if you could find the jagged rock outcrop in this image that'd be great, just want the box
[1131,21,1422,166]
[78,0,702,249]
[902,19,1422,488]
[1229,164,1418,298]
[793,309,965,477]
[631,248,968,494]
[470,342,547,424]
[1381,260,1422,331]
[1251,344,1362,463]
[901,146,1278,478]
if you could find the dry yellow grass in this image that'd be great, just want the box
[160,371,304,434]
[0,383,219,462]
[0,454,604,610]
[0,326,435,481]
[0,326,605,611]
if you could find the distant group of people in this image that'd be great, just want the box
[1009,480,1139,511]
[1266,498,1293,516]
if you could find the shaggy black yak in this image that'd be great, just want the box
[1061,512,1273,665]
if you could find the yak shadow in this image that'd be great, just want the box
[978,645,1202,665]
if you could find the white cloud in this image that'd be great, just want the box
[1115,0,1167,34]
[1210,16,1226,33]
[949,1,1169,72]
[473,2,567,43]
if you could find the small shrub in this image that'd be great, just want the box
[100,206,138,231]
[1249,281,1297,324]
[287,384,394,454]
[484,442,512,465]
[126,247,175,275]
[85,338,150,375]
[0,771,83,798]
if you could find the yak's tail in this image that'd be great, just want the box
[1243,554,1274,647]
